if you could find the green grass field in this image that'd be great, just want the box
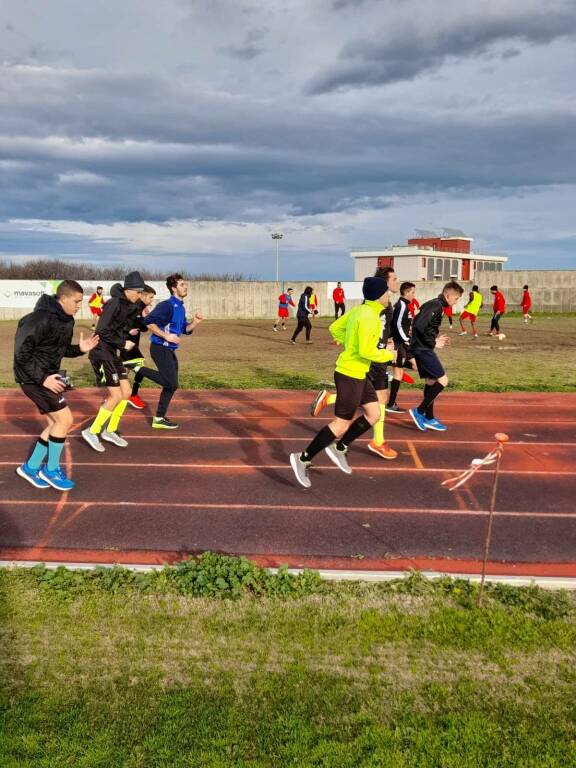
[3,313,576,392]
[1,561,575,767]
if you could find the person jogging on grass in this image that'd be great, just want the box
[131,273,203,429]
[88,286,105,330]
[459,285,483,338]
[290,276,395,488]
[14,280,99,491]
[290,286,315,344]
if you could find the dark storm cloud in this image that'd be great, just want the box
[307,2,576,93]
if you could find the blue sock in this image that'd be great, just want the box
[47,437,66,472]
[27,438,49,471]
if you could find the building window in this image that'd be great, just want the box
[435,258,443,279]
[451,259,459,277]
[422,257,427,267]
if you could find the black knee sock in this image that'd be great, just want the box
[301,426,337,462]
[417,382,444,417]
[388,379,401,406]
[132,371,143,397]
[336,415,372,451]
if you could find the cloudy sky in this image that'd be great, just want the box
[1,0,575,279]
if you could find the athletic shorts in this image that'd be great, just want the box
[90,357,128,387]
[394,342,413,369]
[460,310,477,321]
[20,383,67,415]
[334,371,378,421]
[367,361,389,391]
[411,348,445,380]
[120,346,144,364]
[277,308,289,318]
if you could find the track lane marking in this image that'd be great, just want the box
[406,440,424,469]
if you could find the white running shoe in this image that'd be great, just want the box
[101,430,128,448]
[290,453,312,488]
[81,428,105,453]
[325,443,352,474]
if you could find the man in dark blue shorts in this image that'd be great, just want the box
[408,281,464,432]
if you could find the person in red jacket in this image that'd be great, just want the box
[408,295,420,318]
[521,284,533,323]
[332,282,346,318]
[488,285,506,335]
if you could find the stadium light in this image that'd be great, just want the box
[271,233,283,282]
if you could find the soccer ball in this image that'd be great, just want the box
[497,333,506,341]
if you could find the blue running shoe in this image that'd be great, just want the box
[426,417,448,432]
[409,408,428,432]
[39,466,75,491]
[16,463,50,489]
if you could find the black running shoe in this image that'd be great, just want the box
[152,417,179,430]
[385,404,405,414]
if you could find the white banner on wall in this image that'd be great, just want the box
[0,280,170,310]
[326,281,363,301]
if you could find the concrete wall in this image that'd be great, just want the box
[0,271,575,320]
[475,270,576,313]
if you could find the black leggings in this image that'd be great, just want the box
[291,317,311,341]
[133,344,179,417]
[490,312,502,332]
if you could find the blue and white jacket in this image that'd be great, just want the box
[143,295,191,350]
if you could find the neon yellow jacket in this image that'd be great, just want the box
[329,299,394,379]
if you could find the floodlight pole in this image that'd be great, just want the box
[271,233,283,282]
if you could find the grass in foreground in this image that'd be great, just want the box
[1,555,575,767]
[2,314,576,392]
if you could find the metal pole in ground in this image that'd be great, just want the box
[478,432,509,608]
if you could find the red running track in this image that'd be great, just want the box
[0,388,575,577]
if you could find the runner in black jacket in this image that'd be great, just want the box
[387,282,416,413]
[408,281,463,433]
[14,280,98,491]
[82,271,145,453]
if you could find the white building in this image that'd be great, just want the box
[351,231,507,283]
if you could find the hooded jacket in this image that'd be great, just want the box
[410,294,449,350]
[13,294,83,385]
[91,283,140,359]
[329,300,394,379]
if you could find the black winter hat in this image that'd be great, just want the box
[123,271,146,291]
[362,276,388,301]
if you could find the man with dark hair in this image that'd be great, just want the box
[386,281,416,413]
[290,277,394,488]
[82,271,146,452]
[521,284,532,324]
[131,274,203,429]
[488,285,506,336]
[459,285,483,338]
[14,280,99,490]
[88,285,105,330]
[122,285,156,409]
[408,281,464,433]
[273,287,295,331]
[333,281,346,318]
[290,286,314,344]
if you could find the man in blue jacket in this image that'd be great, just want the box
[131,273,203,429]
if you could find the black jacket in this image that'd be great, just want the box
[391,297,411,345]
[376,303,394,349]
[297,293,312,319]
[13,294,83,385]
[410,294,448,350]
[120,297,149,360]
[91,284,140,360]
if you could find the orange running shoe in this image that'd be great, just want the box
[310,388,330,417]
[368,441,398,460]
[128,395,146,410]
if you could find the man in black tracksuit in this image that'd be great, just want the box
[14,280,98,491]
[387,281,416,413]
[290,286,315,344]
[81,271,145,452]
[408,281,464,433]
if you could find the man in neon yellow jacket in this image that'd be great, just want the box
[290,276,394,488]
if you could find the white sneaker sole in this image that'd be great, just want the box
[16,465,49,489]
[38,470,75,491]
[409,409,427,432]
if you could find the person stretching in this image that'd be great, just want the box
[131,273,203,429]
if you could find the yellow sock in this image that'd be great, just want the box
[107,400,128,433]
[327,393,337,406]
[89,406,112,435]
[373,404,386,446]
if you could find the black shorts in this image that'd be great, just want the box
[20,383,67,415]
[334,371,378,420]
[394,342,413,369]
[412,348,445,380]
[367,361,389,391]
[90,357,128,387]
[120,346,144,364]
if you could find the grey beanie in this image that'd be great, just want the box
[123,271,146,291]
